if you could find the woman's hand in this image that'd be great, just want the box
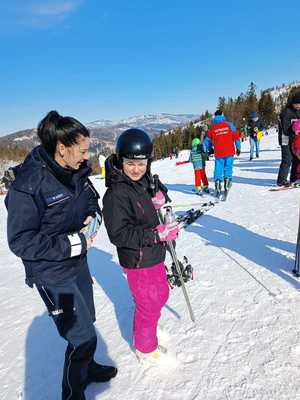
[81,216,96,248]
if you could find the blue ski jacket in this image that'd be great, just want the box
[5,146,100,287]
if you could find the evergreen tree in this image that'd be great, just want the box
[217,96,226,112]
[258,91,277,127]
[244,82,258,116]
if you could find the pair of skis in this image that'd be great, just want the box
[269,183,300,192]
[151,175,215,322]
[176,202,215,229]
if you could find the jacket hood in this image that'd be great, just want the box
[105,154,125,188]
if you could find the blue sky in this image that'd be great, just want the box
[0,0,299,135]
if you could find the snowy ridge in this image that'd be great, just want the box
[118,113,197,125]
[268,81,300,111]
[87,120,115,128]
[1,131,300,399]
[13,135,35,142]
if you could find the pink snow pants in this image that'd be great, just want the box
[124,262,169,353]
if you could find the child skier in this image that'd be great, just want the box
[204,110,241,198]
[103,128,179,364]
[188,137,209,195]
[291,120,300,184]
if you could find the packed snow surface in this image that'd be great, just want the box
[1,130,300,399]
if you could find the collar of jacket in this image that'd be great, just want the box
[37,146,92,190]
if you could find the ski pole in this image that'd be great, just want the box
[170,201,218,209]
[151,174,195,322]
[292,203,300,277]
[161,205,196,322]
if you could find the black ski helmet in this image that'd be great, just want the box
[116,128,153,160]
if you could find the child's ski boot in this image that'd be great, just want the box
[195,186,203,196]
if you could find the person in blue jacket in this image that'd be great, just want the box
[5,111,117,400]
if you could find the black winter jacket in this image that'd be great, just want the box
[5,146,100,287]
[279,107,300,146]
[102,155,166,269]
[248,119,264,139]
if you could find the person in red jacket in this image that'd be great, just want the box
[204,110,241,197]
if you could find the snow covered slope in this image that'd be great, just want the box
[1,130,300,400]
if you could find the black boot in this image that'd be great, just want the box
[84,361,118,388]
[62,338,97,400]
[224,177,232,192]
[214,180,222,197]
[277,180,290,187]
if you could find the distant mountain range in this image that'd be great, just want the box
[1,80,300,160]
[0,113,198,155]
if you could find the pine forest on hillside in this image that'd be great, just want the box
[152,82,300,160]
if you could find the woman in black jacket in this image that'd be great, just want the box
[6,111,117,400]
[103,128,178,364]
[277,92,300,186]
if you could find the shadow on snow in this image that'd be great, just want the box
[186,214,299,290]
[24,311,115,400]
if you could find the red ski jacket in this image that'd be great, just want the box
[207,121,240,158]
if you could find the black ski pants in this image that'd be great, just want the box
[37,261,97,400]
[277,145,292,185]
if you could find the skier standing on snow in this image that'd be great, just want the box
[204,110,241,198]
[103,128,179,363]
[188,137,209,195]
[248,111,264,160]
[277,92,300,186]
[5,111,117,400]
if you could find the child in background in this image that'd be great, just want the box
[189,137,209,195]
[291,120,300,184]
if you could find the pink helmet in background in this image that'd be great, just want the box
[292,120,300,133]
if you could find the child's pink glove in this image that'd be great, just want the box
[151,191,166,209]
[155,222,179,242]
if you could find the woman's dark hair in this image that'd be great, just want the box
[37,110,90,156]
